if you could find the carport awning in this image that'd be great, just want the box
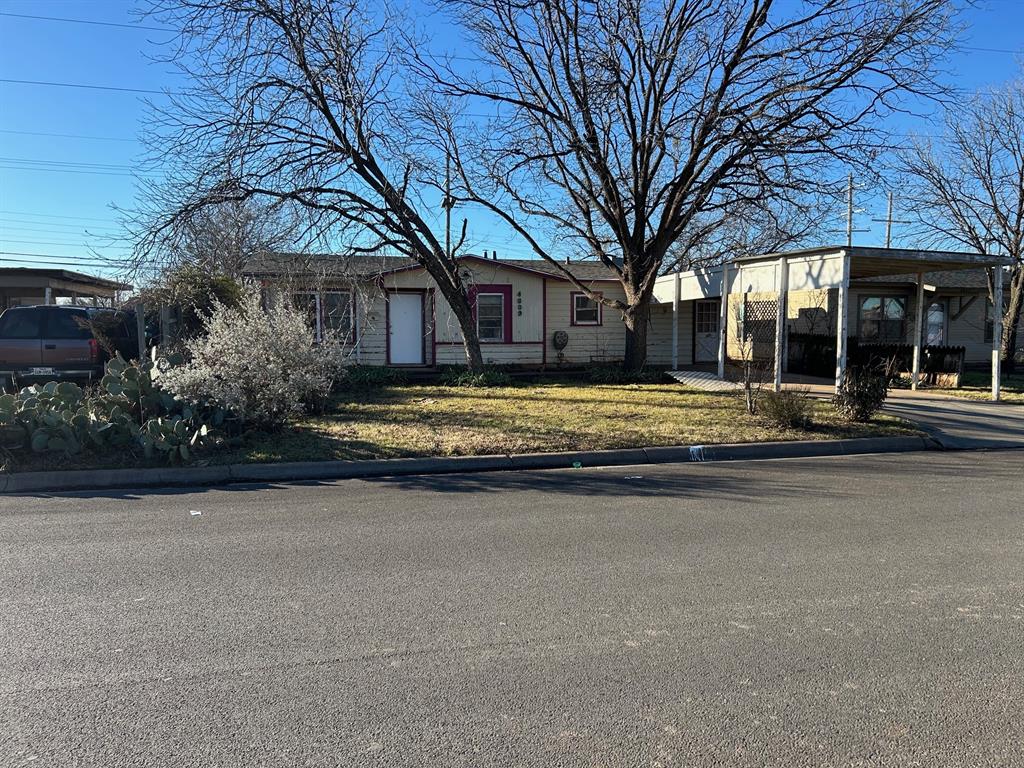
[733,245,1012,282]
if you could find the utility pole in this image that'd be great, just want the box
[884,191,893,249]
[846,173,854,248]
[444,152,452,261]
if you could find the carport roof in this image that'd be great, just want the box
[732,245,1012,278]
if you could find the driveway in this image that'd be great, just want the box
[2,451,1022,767]
[882,393,1024,449]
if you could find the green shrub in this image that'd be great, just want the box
[832,366,888,422]
[758,388,814,429]
[439,365,513,387]
[586,365,663,384]
[338,365,407,390]
[0,355,224,464]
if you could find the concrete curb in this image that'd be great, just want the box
[0,435,945,495]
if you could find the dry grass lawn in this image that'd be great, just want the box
[235,382,918,464]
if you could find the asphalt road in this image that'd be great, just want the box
[2,450,1022,768]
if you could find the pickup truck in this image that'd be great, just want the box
[0,305,139,391]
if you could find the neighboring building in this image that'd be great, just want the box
[0,268,130,309]
[652,246,1018,370]
[244,253,629,367]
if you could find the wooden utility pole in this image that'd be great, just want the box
[846,173,854,247]
[444,153,452,260]
[885,191,893,248]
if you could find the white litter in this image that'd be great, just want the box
[624,475,644,480]
[190,510,202,516]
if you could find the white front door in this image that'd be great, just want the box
[694,299,720,363]
[388,292,424,365]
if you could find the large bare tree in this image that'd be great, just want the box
[896,79,1024,372]
[427,0,958,370]
[142,0,486,369]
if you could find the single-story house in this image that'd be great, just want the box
[244,246,1017,397]
[243,253,634,367]
[651,245,1018,399]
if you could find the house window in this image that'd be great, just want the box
[695,300,719,334]
[859,296,906,343]
[476,293,505,342]
[322,291,353,338]
[292,291,354,342]
[925,301,946,346]
[292,292,320,337]
[572,292,601,326]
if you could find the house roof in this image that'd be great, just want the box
[243,252,621,282]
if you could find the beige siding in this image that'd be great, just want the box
[646,300,694,366]
[543,280,627,365]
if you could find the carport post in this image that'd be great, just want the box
[911,273,925,391]
[992,264,1003,402]
[773,256,789,392]
[717,263,730,380]
[834,253,851,393]
[672,271,680,369]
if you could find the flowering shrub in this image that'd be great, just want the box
[161,285,349,430]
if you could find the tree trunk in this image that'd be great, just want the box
[1000,268,1023,374]
[447,294,485,371]
[622,298,651,373]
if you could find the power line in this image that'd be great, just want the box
[0,156,136,170]
[0,222,123,235]
[0,128,136,142]
[0,78,167,95]
[0,210,119,223]
[0,12,174,32]
[0,164,148,178]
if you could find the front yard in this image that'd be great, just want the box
[230,382,917,464]
[2,381,919,474]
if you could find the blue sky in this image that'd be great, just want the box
[0,0,1021,279]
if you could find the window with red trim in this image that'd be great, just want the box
[471,284,512,343]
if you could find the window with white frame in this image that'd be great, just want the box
[925,301,946,346]
[476,293,505,342]
[292,291,353,341]
[572,292,601,325]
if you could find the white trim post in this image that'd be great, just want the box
[773,256,789,392]
[992,264,1003,402]
[717,263,730,380]
[834,253,851,393]
[672,271,680,369]
[44,286,53,305]
[911,272,925,391]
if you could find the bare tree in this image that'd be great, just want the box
[896,79,1024,372]
[141,0,486,369]
[425,0,957,370]
[161,198,301,279]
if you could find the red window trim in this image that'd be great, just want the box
[570,291,602,326]
[468,284,513,343]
